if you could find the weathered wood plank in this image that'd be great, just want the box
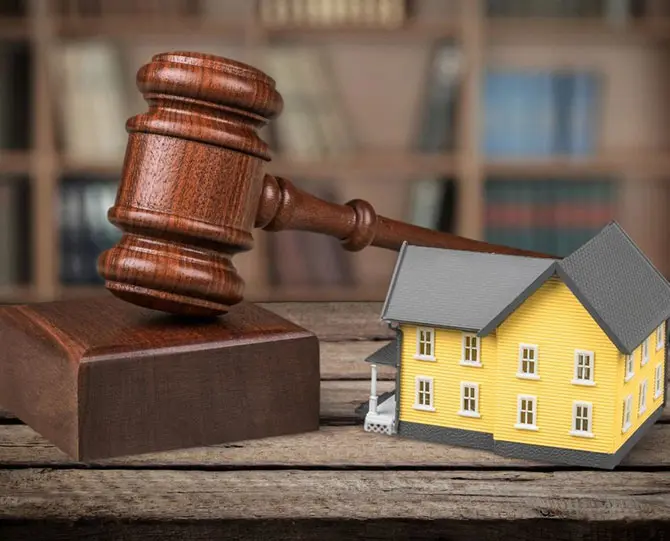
[320,340,394,380]
[1,422,668,469]
[260,301,391,340]
[0,470,668,528]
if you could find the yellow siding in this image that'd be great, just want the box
[398,324,497,434]
[395,275,665,458]
[614,321,665,451]
[493,277,618,454]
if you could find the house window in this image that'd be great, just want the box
[458,382,480,418]
[573,350,595,385]
[515,395,537,430]
[517,344,539,379]
[461,333,481,367]
[641,338,649,366]
[655,364,663,400]
[639,379,648,415]
[416,327,435,360]
[625,353,635,382]
[414,376,435,411]
[570,402,593,437]
[622,395,632,433]
[657,323,665,351]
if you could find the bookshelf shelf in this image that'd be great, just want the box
[484,154,670,178]
[55,17,248,39]
[59,158,121,176]
[261,21,461,41]
[0,18,31,40]
[0,285,36,304]
[0,151,32,175]
[486,17,670,43]
[270,152,458,178]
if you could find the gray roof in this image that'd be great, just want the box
[381,222,670,355]
[364,341,398,366]
[556,222,670,354]
[381,244,557,331]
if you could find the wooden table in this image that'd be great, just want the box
[1,302,669,540]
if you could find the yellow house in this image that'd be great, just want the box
[363,222,670,469]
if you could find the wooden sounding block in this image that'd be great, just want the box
[0,294,320,461]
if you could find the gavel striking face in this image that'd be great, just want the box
[98,52,552,318]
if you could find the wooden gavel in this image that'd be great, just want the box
[98,51,552,317]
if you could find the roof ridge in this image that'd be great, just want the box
[610,221,670,293]
[561,220,670,292]
[381,241,408,321]
[561,220,616,263]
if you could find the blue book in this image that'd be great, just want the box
[552,72,574,155]
[568,72,599,156]
[483,70,512,157]
[483,70,558,158]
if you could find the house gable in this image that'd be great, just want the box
[479,222,670,355]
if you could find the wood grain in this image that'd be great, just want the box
[0,379,391,424]
[1,421,669,469]
[0,298,321,459]
[2,469,668,522]
[2,300,669,539]
[98,50,553,318]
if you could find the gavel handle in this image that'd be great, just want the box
[255,174,555,259]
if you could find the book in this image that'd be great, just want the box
[408,41,460,232]
[484,178,617,257]
[257,0,408,27]
[59,176,122,284]
[483,69,600,158]
[0,177,29,287]
[52,41,129,165]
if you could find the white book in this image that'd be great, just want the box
[264,47,322,160]
[293,47,354,156]
[54,41,128,165]
[409,179,444,229]
[605,0,631,27]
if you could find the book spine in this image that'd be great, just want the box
[606,0,632,26]
[568,71,599,156]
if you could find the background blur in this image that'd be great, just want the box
[0,0,669,305]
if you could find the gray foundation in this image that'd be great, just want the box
[397,404,662,469]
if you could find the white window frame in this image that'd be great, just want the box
[517,344,539,380]
[655,364,663,400]
[657,322,665,351]
[515,395,538,430]
[622,395,633,433]
[624,353,635,383]
[458,382,481,418]
[415,327,435,361]
[570,401,594,438]
[641,338,649,367]
[414,376,435,412]
[572,349,595,386]
[460,333,482,367]
[639,379,648,415]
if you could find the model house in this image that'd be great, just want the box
[363,221,670,469]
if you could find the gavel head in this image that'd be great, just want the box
[97,51,284,317]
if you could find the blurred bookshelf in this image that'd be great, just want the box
[1,0,670,305]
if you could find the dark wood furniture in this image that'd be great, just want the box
[1,301,668,540]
